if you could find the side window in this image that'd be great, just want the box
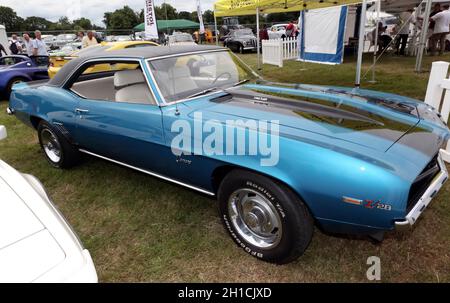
[69,61,156,105]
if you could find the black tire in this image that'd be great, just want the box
[5,77,27,100]
[218,169,314,264]
[37,121,80,169]
[239,44,244,54]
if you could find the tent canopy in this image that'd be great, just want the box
[214,0,363,17]
[134,19,200,32]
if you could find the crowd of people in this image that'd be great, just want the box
[0,30,100,62]
[1,30,48,58]
[371,4,450,57]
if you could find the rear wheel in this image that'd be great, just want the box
[37,121,80,169]
[218,170,314,264]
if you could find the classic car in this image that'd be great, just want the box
[167,32,196,46]
[48,40,159,78]
[7,45,450,264]
[0,55,49,99]
[0,125,97,282]
[223,28,258,53]
[48,42,82,57]
[268,24,289,40]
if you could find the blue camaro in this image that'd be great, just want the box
[0,55,49,99]
[7,45,450,264]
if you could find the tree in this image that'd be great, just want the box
[155,3,177,20]
[73,18,92,30]
[103,6,140,29]
[0,6,23,31]
[23,16,53,32]
[203,10,215,24]
[178,11,191,20]
[52,16,72,31]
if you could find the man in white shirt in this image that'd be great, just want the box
[82,31,98,48]
[430,5,450,55]
[22,33,34,56]
[32,30,48,56]
[397,10,414,55]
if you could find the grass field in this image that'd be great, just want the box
[0,52,449,282]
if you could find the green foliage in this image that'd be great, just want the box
[0,6,24,31]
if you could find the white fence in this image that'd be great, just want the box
[262,38,299,68]
[425,61,450,163]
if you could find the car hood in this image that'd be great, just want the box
[195,84,443,153]
[0,161,66,282]
[0,176,44,249]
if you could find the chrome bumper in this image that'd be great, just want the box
[395,150,448,230]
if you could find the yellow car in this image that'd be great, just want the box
[48,41,159,78]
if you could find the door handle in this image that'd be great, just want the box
[75,108,89,114]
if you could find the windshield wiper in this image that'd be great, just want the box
[233,79,250,87]
[186,87,223,99]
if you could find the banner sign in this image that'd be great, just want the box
[299,6,348,65]
[197,0,205,34]
[144,0,159,40]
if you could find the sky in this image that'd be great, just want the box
[1,0,215,26]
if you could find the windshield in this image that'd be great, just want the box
[234,29,254,37]
[148,50,259,103]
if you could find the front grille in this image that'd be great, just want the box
[407,154,440,212]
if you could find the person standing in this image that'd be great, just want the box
[22,33,34,56]
[286,20,296,38]
[430,5,450,56]
[9,34,22,55]
[82,31,98,48]
[259,25,269,41]
[32,30,48,58]
[76,31,85,42]
[427,3,442,53]
[396,9,414,55]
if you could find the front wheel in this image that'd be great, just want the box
[5,77,26,100]
[38,121,80,168]
[218,170,314,264]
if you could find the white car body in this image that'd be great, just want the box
[0,126,97,283]
[268,24,288,40]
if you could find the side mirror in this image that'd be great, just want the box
[0,125,7,141]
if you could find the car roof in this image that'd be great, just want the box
[49,45,227,87]
[79,44,225,59]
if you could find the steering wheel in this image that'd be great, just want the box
[211,72,232,85]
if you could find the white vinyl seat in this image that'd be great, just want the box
[115,83,155,105]
[167,66,198,96]
[114,69,146,89]
[114,69,155,105]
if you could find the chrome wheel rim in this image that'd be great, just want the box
[228,188,282,249]
[12,79,23,85]
[41,128,61,163]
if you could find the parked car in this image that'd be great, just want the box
[8,45,450,264]
[0,125,97,282]
[42,35,57,50]
[114,35,134,42]
[167,32,196,45]
[268,24,288,39]
[0,55,49,99]
[48,42,82,57]
[48,40,159,78]
[54,34,77,49]
[224,28,258,53]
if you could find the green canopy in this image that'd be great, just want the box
[134,19,200,32]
